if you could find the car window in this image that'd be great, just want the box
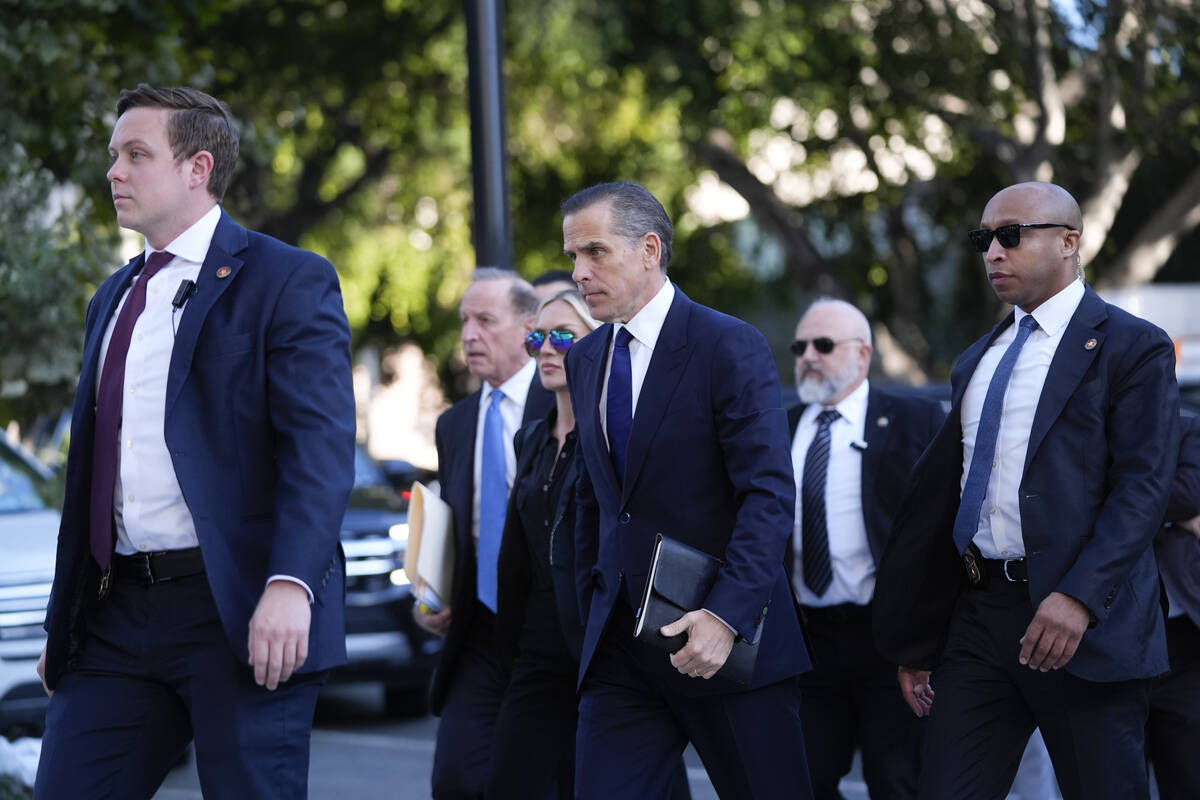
[0,448,49,513]
[354,447,387,490]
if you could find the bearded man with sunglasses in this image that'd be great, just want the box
[874,181,1180,799]
[418,268,554,798]
[785,298,944,799]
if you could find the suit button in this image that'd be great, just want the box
[619,512,631,524]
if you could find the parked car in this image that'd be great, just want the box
[331,446,440,715]
[0,439,57,735]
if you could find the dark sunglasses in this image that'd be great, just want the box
[524,328,577,356]
[967,222,1074,252]
[790,337,861,356]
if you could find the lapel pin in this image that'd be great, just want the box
[216,266,232,279]
[1084,338,1097,350]
[876,416,889,428]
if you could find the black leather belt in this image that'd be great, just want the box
[112,547,206,585]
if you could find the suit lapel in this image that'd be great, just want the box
[861,388,890,535]
[165,212,247,416]
[622,291,693,500]
[1025,289,1106,470]
[576,325,622,500]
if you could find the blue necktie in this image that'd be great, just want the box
[952,315,1040,554]
[801,409,840,595]
[607,326,634,484]
[477,388,506,611]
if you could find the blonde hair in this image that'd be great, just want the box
[538,288,600,331]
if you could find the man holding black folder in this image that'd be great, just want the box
[562,181,814,799]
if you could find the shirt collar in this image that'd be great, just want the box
[1016,277,1084,338]
[480,357,536,408]
[146,204,222,266]
[617,280,675,350]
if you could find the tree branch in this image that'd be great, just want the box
[1096,164,1200,290]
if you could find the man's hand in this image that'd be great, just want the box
[1177,514,1200,541]
[247,581,311,690]
[1019,591,1090,671]
[898,667,932,717]
[36,647,52,698]
[662,609,735,680]
[412,604,452,636]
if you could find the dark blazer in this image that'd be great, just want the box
[428,373,554,714]
[874,286,1178,682]
[1156,414,1200,628]
[565,287,810,695]
[784,386,945,581]
[495,412,585,664]
[44,211,356,688]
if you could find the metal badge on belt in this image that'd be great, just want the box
[962,543,984,586]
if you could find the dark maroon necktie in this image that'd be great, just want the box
[89,250,173,571]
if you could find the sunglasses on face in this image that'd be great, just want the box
[524,328,577,356]
[967,222,1074,252]
[790,337,860,356]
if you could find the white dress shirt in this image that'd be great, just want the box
[472,357,536,544]
[599,280,675,443]
[790,379,875,607]
[100,205,216,556]
[960,278,1085,558]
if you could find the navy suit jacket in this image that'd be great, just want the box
[428,373,554,714]
[874,286,1178,682]
[44,211,356,688]
[565,287,811,695]
[1156,414,1200,629]
[784,386,945,587]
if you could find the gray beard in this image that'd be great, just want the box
[797,377,835,405]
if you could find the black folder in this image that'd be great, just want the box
[633,533,765,685]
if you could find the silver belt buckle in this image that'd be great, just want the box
[1002,559,1023,582]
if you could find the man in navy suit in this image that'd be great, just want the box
[562,181,813,799]
[1148,413,1200,799]
[873,182,1179,799]
[415,268,553,798]
[34,85,355,798]
[785,298,943,799]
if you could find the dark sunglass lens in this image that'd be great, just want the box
[967,228,992,252]
[548,329,576,352]
[790,340,807,356]
[994,224,1022,248]
[812,337,836,354]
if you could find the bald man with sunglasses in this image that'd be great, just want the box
[785,298,944,799]
[874,182,1180,799]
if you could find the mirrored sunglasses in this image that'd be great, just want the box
[790,337,860,356]
[525,328,577,356]
[967,222,1073,252]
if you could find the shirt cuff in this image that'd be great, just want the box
[267,575,314,604]
[701,607,736,635]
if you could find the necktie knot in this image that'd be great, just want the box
[614,326,633,349]
[816,408,840,428]
[1018,314,1039,333]
[489,388,505,407]
[142,250,174,279]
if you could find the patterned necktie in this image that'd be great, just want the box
[477,388,506,611]
[952,314,1040,554]
[801,408,841,595]
[89,250,174,572]
[607,326,634,485]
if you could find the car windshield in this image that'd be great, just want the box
[0,445,49,513]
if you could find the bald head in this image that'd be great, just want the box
[793,298,873,406]
[983,182,1082,233]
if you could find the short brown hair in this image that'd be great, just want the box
[116,84,240,201]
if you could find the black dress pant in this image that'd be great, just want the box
[919,579,1151,800]
[797,602,922,799]
[431,606,510,800]
[1148,615,1200,800]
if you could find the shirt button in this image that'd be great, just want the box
[139,543,148,551]
[989,507,996,514]
[128,494,135,503]
[126,440,134,448]
[1001,549,1008,555]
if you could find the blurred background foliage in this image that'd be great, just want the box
[2,0,1198,437]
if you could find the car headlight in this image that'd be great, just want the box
[388,522,409,544]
